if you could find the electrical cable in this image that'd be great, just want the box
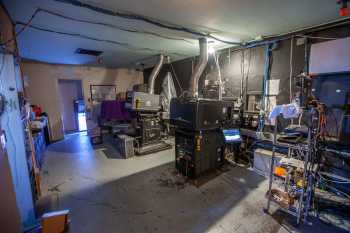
[319,172,350,184]
[325,108,340,138]
[0,6,192,59]
[289,37,294,125]
[54,0,242,45]
[239,48,252,113]
[15,21,188,57]
[0,8,40,46]
[231,18,350,52]
[295,35,340,40]
[298,110,303,126]
[249,16,350,43]
[238,50,245,103]
[245,49,252,101]
[36,8,194,44]
[258,45,273,132]
[319,175,350,184]
[289,37,294,104]
[324,183,350,199]
[169,63,183,94]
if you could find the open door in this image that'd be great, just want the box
[58,79,85,134]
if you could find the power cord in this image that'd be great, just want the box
[15,22,187,57]
[54,0,242,45]
[169,63,183,94]
[34,8,194,44]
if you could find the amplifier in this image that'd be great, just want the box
[170,98,233,130]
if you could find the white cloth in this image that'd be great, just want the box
[268,102,300,120]
[160,72,177,114]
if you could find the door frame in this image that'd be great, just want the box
[57,79,84,134]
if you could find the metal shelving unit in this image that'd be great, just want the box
[264,112,317,225]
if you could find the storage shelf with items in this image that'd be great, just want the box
[264,110,318,225]
[22,102,49,201]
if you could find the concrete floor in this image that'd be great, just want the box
[37,133,345,233]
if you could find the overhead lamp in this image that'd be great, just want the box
[208,45,215,54]
[207,40,216,54]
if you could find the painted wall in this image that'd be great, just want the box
[144,24,350,132]
[21,62,143,141]
[0,55,36,230]
[145,24,350,105]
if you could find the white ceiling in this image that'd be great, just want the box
[3,0,347,68]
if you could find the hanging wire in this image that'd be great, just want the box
[289,37,294,104]
[54,0,242,45]
[169,63,183,94]
[0,8,41,46]
[14,22,188,57]
[0,7,194,57]
[319,173,350,184]
[295,35,340,40]
[240,49,245,100]
[1,7,193,46]
[36,8,194,44]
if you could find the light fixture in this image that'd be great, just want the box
[208,45,215,54]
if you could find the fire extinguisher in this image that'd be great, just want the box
[338,0,349,17]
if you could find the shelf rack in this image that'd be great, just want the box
[264,112,317,225]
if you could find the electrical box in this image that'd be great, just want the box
[175,129,224,178]
[170,98,233,130]
[125,91,160,112]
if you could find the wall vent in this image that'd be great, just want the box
[75,48,103,56]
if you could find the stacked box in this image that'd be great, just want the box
[117,134,134,158]
[88,127,103,145]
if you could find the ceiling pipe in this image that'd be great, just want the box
[189,38,208,98]
[148,54,165,94]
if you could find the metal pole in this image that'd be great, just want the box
[297,108,313,224]
[259,44,272,132]
[303,107,316,223]
[265,114,278,213]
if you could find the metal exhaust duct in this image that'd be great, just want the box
[189,38,208,98]
[148,54,165,94]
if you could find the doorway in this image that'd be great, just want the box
[58,79,86,134]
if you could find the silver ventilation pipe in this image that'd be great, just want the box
[148,54,164,94]
[189,38,208,98]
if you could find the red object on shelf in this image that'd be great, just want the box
[340,6,349,16]
[31,105,42,117]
